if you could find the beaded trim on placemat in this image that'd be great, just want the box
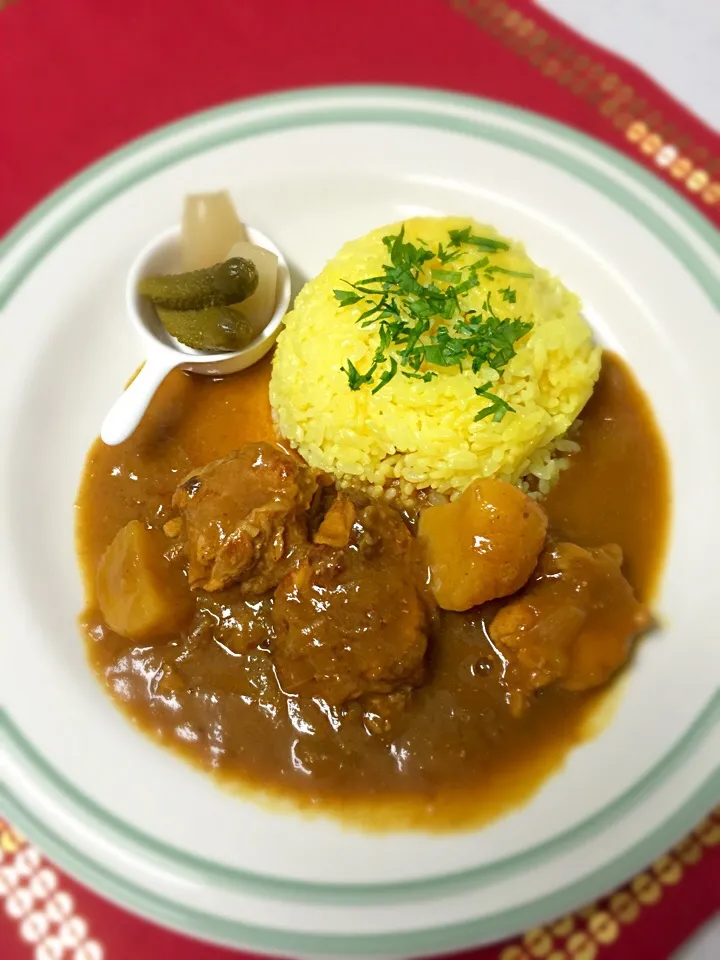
[0,808,718,959]
[497,807,720,960]
[450,0,720,212]
[0,821,103,960]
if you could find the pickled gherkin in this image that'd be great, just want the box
[156,305,254,352]
[139,257,258,310]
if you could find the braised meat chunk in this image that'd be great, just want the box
[272,502,430,705]
[491,542,651,714]
[313,495,356,548]
[419,477,548,611]
[169,442,317,593]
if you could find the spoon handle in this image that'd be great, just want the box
[100,355,179,446]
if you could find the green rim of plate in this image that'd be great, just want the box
[2,768,719,955]
[1,86,719,953]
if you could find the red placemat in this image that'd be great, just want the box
[0,0,719,237]
[0,811,718,960]
[1,1,718,958]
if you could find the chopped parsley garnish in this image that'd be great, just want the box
[485,265,534,279]
[448,227,510,252]
[436,242,462,265]
[333,225,534,421]
[430,268,463,283]
[341,357,377,390]
[402,370,438,382]
[371,356,399,394]
[474,382,516,422]
[333,289,364,307]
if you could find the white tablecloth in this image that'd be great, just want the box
[538,0,720,131]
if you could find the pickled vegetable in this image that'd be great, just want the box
[182,191,249,271]
[96,520,192,641]
[138,257,258,310]
[226,241,278,334]
[157,305,253,352]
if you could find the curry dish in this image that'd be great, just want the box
[77,351,668,829]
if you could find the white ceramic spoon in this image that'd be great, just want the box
[100,224,291,446]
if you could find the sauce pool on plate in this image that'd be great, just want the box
[76,351,668,830]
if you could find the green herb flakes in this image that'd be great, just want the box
[337,224,533,421]
[474,382,516,423]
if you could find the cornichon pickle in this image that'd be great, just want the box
[139,257,258,309]
[156,305,254,352]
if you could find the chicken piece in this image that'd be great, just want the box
[418,478,548,611]
[314,496,356,548]
[272,502,429,705]
[97,520,193,641]
[163,517,183,539]
[490,542,652,714]
[170,442,317,594]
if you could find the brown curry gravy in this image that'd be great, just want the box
[76,352,669,829]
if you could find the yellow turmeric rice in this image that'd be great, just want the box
[270,216,600,500]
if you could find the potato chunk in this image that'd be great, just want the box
[418,478,547,611]
[97,520,192,641]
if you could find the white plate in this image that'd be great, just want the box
[0,86,718,958]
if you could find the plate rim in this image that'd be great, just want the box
[2,696,719,904]
[2,772,719,955]
[1,84,719,952]
[1,85,718,309]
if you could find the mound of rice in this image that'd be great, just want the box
[270,216,600,500]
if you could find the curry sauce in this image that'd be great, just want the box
[76,352,669,830]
